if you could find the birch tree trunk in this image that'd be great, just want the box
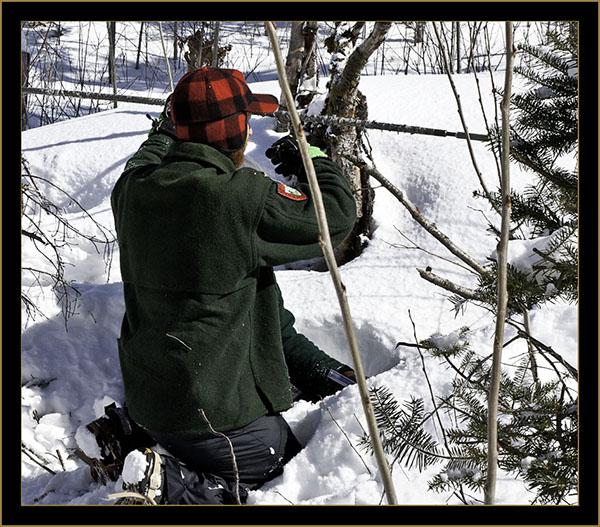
[276,22,319,132]
[158,22,174,92]
[484,21,514,505]
[455,22,461,73]
[276,22,305,132]
[310,22,392,267]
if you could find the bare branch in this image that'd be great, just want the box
[485,22,514,506]
[432,22,499,213]
[21,442,57,475]
[265,21,397,505]
[407,310,451,453]
[417,268,484,301]
[345,154,490,278]
[391,227,476,275]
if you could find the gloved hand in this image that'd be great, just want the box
[292,365,357,403]
[147,95,177,139]
[322,366,357,397]
[265,135,327,180]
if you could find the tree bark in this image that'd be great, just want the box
[311,22,392,267]
[107,22,117,108]
[135,22,144,70]
[173,22,178,64]
[275,22,305,132]
[211,22,220,67]
[484,21,514,506]
[296,21,319,109]
[276,22,319,133]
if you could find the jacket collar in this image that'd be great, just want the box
[165,140,237,174]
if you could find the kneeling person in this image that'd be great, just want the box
[108,67,357,504]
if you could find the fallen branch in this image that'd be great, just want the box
[274,109,489,141]
[56,449,66,471]
[21,443,57,475]
[21,86,489,142]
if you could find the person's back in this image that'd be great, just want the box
[112,141,296,434]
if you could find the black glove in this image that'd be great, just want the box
[265,135,304,180]
[316,366,357,401]
[147,95,176,139]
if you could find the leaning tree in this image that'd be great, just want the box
[280,22,392,267]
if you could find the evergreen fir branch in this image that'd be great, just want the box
[420,321,578,504]
[516,42,576,79]
[383,320,578,504]
[361,387,468,472]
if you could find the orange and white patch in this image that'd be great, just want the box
[276,183,307,201]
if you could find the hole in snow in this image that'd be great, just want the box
[297,318,401,377]
[284,319,401,447]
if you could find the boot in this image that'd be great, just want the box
[76,403,154,483]
[109,448,165,505]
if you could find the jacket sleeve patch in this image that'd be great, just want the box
[276,182,307,201]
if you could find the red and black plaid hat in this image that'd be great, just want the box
[170,67,279,152]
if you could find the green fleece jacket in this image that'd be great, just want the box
[111,132,357,435]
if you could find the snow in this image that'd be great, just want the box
[20,22,579,508]
[121,450,149,485]
[427,330,466,352]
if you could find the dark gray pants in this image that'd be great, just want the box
[147,414,301,504]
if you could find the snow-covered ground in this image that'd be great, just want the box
[19,22,580,513]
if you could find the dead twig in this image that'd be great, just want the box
[273,490,295,505]
[21,443,57,475]
[432,22,499,214]
[390,226,476,275]
[200,409,241,504]
[407,310,450,452]
[322,403,372,476]
[56,449,66,471]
